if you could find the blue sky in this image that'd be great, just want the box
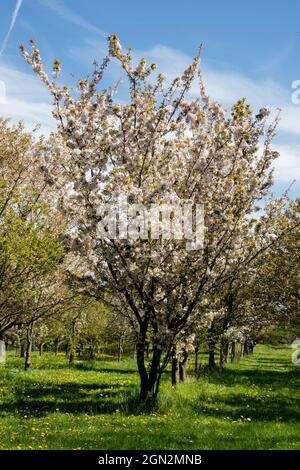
[0,0,300,197]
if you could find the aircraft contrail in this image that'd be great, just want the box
[0,0,23,58]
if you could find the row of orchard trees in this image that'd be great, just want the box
[0,119,126,368]
[0,35,299,400]
[0,119,64,370]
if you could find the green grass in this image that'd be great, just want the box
[0,344,299,450]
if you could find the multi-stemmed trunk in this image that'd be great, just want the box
[243,340,255,356]
[171,347,189,386]
[136,323,166,401]
[137,343,162,401]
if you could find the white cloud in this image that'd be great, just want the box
[139,45,300,140]
[70,40,300,142]
[277,106,300,136]
[0,62,54,134]
[140,45,300,189]
[273,144,300,184]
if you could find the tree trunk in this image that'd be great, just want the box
[89,346,96,360]
[230,341,236,363]
[20,341,25,358]
[25,340,32,370]
[24,324,34,370]
[224,340,229,363]
[171,355,179,386]
[136,330,149,401]
[69,350,75,366]
[69,319,77,365]
[147,344,161,394]
[208,341,216,370]
[136,331,162,401]
[39,344,44,356]
[194,344,200,376]
[54,338,60,355]
[219,338,228,367]
[179,351,189,382]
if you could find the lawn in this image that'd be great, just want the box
[0,344,299,450]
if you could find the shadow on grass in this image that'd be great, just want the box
[0,380,143,417]
[189,354,300,422]
[74,363,137,374]
[203,364,299,388]
[2,348,299,422]
[187,386,300,422]
[0,371,162,417]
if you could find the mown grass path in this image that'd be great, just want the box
[0,345,299,449]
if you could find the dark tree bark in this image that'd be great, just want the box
[136,325,164,401]
[208,341,216,370]
[24,341,32,370]
[224,340,229,363]
[147,342,162,394]
[69,349,75,366]
[171,354,179,386]
[136,327,149,401]
[179,351,189,382]
[89,346,96,360]
[230,341,236,363]
[20,340,25,358]
[243,342,249,356]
